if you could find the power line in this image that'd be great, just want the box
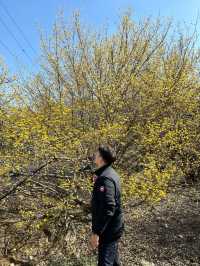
[0,0,37,56]
[0,38,23,71]
[0,38,16,59]
[0,38,33,81]
[0,15,34,65]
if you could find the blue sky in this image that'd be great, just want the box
[0,0,199,74]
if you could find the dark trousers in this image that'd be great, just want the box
[98,239,120,266]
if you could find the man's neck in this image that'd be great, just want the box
[97,163,106,169]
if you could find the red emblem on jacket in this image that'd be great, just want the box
[100,186,105,192]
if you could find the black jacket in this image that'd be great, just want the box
[91,164,124,243]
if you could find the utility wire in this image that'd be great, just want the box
[0,38,16,59]
[0,0,37,56]
[0,37,33,82]
[0,16,34,65]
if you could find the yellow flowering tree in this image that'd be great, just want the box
[0,13,200,264]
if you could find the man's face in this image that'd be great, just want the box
[94,151,104,167]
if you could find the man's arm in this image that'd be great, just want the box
[92,177,116,236]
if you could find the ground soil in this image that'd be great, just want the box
[120,184,200,266]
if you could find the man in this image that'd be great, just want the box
[90,145,124,266]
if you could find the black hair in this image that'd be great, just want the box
[98,145,116,165]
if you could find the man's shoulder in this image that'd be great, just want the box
[100,166,119,179]
[95,175,114,186]
[100,166,121,191]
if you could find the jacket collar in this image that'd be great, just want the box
[94,163,111,177]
